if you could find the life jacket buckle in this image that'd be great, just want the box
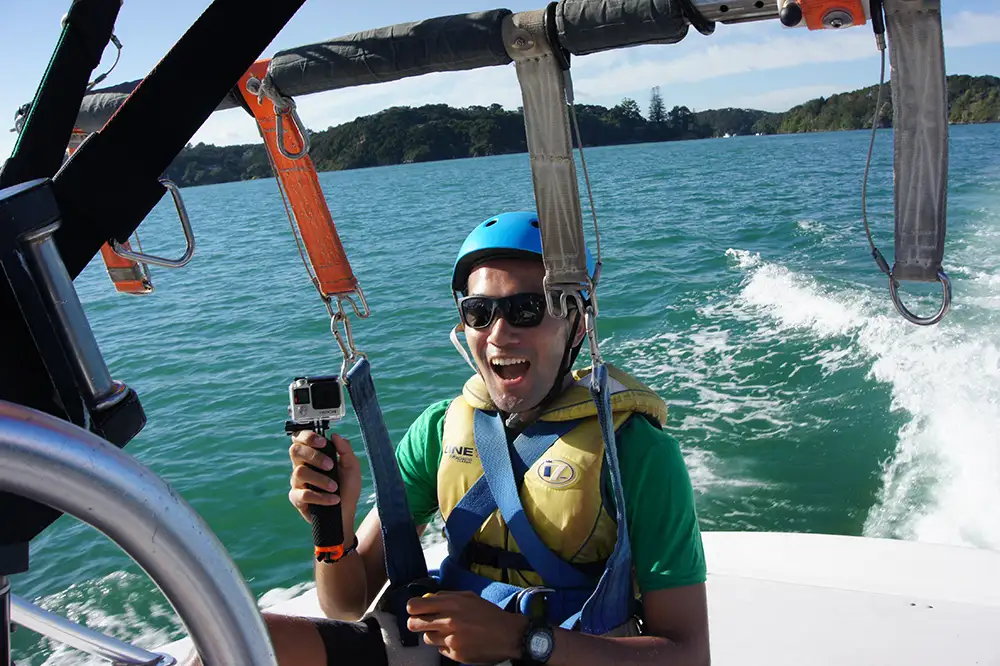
[513,586,553,620]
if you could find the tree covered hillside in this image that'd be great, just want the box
[165,75,1000,187]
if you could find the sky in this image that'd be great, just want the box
[2,0,999,159]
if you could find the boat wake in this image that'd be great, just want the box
[722,244,1000,552]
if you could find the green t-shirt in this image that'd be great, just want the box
[394,399,707,593]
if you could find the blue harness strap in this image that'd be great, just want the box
[564,363,635,634]
[345,358,428,586]
[471,412,596,589]
[444,418,587,581]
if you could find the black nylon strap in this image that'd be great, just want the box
[0,0,122,188]
[0,0,305,551]
[51,0,307,279]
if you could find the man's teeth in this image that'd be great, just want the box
[491,358,528,366]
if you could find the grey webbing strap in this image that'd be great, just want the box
[106,266,149,283]
[884,0,948,284]
[504,8,591,318]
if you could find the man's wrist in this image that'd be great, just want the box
[319,534,359,563]
[512,616,557,665]
[506,613,531,661]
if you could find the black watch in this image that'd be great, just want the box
[516,618,554,665]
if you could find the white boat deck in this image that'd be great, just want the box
[158,532,1000,664]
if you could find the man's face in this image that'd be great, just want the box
[464,258,577,414]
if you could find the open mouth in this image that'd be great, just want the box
[490,357,530,384]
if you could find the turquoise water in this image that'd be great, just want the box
[10,124,1000,663]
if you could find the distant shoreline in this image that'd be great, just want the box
[165,74,999,188]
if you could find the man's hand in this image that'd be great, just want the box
[406,591,529,665]
[287,431,363,527]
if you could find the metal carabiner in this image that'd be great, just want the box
[111,179,195,268]
[274,101,310,161]
[326,293,369,380]
[888,270,952,327]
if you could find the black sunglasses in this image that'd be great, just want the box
[457,293,548,329]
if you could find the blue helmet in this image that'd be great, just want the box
[452,211,595,295]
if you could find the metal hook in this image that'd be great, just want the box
[111,179,195,268]
[543,278,592,320]
[274,101,310,161]
[888,271,952,326]
[326,294,368,380]
[339,287,371,320]
[584,306,603,368]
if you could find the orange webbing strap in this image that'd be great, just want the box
[67,129,153,295]
[98,242,153,294]
[237,60,358,297]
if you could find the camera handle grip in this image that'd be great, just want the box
[308,437,345,562]
[286,421,344,562]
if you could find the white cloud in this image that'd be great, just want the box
[572,29,875,98]
[728,84,849,112]
[944,11,1000,48]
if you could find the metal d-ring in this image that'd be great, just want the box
[111,179,195,268]
[888,270,952,326]
[543,278,591,320]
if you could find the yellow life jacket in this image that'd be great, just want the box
[436,363,668,587]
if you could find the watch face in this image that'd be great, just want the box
[529,630,553,659]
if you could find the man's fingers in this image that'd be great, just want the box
[421,630,443,647]
[291,430,328,449]
[407,615,445,631]
[407,614,456,634]
[406,595,455,616]
[328,433,356,459]
[289,488,340,507]
[291,465,338,492]
[289,442,333,470]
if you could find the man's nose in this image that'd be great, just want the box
[487,313,517,346]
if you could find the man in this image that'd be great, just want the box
[192,211,709,665]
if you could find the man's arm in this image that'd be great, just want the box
[544,583,710,666]
[309,399,446,619]
[314,507,427,620]
[406,583,710,665]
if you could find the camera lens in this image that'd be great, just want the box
[310,380,342,410]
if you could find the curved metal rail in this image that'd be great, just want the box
[11,592,172,665]
[0,400,277,666]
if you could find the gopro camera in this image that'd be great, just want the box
[288,375,346,425]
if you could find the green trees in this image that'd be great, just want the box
[649,86,666,124]
[775,75,1000,132]
[164,75,1000,187]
